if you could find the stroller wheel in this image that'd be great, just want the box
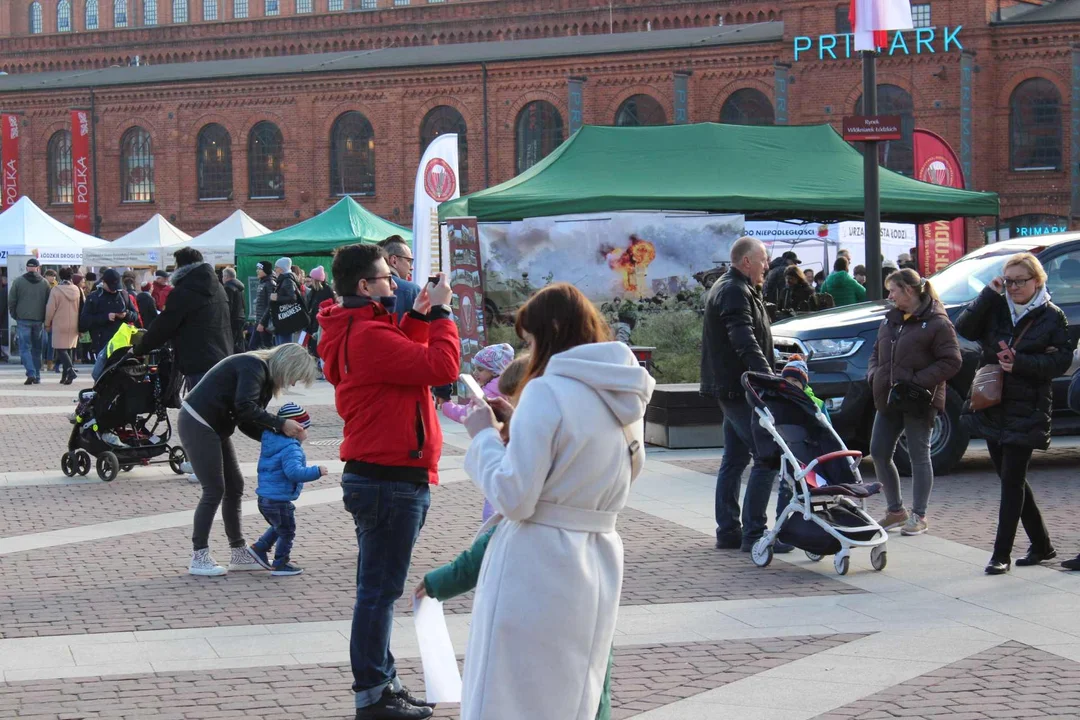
[751,537,773,568]
[805,551,823,563]
[834,554,850,576]
[168,446,187,475]
[121,465,134,473]
[74,450,92,476]
[97,451,120,482]
[871,545,887,572]
[61,452,75,477]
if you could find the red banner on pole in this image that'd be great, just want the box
[914,129,966,276]
[71,109,92,233]
[1,114,20,210]
[445,216,487,375]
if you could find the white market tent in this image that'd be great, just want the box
[189,210,271,265]
[0,196,106,266]
[83,214,192,267]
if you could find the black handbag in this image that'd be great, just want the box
[271,277,310,335]
[887,380,933,415]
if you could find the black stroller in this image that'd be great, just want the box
[741,372,889,576]
[61,345,187,482]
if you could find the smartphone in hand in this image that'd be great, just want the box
[459,374,488,406]
[428,276,440,287]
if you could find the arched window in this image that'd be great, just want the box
[854,84,914,176]
[86,0,99,29]
[196,124,233,201]
[114,0,128,26]
[57,0,72,31]
[120,127,154,203]
[144,0,157,24]
[720,88,775,126]
[1010,78,1062,171]
[173,0,188,22]
[419,106,468,193]
[615,94,667,126]
[29,2,43,33]
[330,111,375,196]
[515,100,564,174]
[248,121,284,199]
[296,0,312,12]
[203,0,217,20]
[47,131,73,205]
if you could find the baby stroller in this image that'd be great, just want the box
[61,345,186,482]
[741,372,889,576]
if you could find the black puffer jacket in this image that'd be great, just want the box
[79,288,140,352]
[182,353,285,441]
[700,266,773,399]
[135,262,232,376]
[762,257,788,307]
[955,286,1075,449]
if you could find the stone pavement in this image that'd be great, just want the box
[0,363,1078,719]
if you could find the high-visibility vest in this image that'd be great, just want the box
[104,323,138,360]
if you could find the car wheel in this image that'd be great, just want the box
[894,386,969,477]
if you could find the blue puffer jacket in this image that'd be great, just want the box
[256,430,322,501]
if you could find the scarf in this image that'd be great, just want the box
[1007,285,1051,326]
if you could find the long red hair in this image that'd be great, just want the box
[514,283,612,391]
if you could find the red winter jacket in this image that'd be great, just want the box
[318,297,460,485]
[151,282,172,311]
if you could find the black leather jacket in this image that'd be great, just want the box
[700,266,774,399]
[182,353,284,441]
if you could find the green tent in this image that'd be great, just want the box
[439,123,999,223]
[234,196,410,318]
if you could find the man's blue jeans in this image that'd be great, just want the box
[715,399,779,543]
[275,332,295,346]
[342,474,430,708]
[253,497,297,567]
[16,321,43,380]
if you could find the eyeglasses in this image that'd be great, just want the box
[363,274,394,284]
[1004,277,1034,288]
[391,255,415,265]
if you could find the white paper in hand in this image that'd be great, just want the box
[413,596,462,704]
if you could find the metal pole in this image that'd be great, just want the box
[862,50,882,301]
[481,62,490,188]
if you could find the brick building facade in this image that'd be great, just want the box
[0,0,1077,248]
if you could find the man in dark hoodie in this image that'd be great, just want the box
[222,267,247,354]
[133,247,232,391]
[9,258,51,385]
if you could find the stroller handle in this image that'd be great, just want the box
[803,450,863,474]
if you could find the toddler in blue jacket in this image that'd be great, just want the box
[248,403,327,576]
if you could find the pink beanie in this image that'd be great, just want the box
[309,266,327,282]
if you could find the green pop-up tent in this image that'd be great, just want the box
[234,196,410,318]
[439,123,999,223]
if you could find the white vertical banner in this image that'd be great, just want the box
[412,134,460,283]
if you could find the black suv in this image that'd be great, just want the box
[771,235,1080,475]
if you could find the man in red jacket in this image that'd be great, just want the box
[318,243,459,720]
[150,270,172,311]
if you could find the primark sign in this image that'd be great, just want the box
[793,26,963,62]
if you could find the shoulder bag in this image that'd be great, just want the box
[271,276,310,335]
[970,319,1032,412]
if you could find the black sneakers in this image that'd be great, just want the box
[394,686,436,709]
[355,687,434,720]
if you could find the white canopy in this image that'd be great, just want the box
[83,214,192,267]
[0,196,105,266]
[189,210,271,265]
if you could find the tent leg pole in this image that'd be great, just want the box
[862,50,882,301]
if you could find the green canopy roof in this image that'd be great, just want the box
[439,123,999,224]
[236,196,410,256]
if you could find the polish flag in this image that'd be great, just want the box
[849,0,914,51]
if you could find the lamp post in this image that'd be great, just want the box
[862,50,882,301]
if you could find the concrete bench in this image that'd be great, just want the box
[645,383,724,449]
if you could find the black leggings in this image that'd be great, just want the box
[54,348,73,376]
[987,440,1052,562]
[179,408,246,552]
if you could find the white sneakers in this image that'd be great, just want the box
[228,546,265,572]
[180,461,193,473]
[188,549,226,576]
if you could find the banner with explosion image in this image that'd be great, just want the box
[477,212,744,316]
[446,216,488,375]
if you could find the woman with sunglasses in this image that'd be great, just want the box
[956,253,1075,575]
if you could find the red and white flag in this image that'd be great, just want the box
[849,0,913,51]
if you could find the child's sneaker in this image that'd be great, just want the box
[228,546,265,572]
[247,545,272,570]
[271,562,304,577]
[189,549,227,577]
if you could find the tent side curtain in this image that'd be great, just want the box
[438,123,999,224]
[236,196,411,256]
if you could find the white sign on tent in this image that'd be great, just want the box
[83,214,192,267]
[0,196,105,266]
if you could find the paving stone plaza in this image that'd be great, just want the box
[0,363,1078,719]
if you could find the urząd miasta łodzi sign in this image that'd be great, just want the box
[793,26,963,62]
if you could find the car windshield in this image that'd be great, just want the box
[930,247,1041,305]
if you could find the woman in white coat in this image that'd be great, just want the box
[462,283,655,720]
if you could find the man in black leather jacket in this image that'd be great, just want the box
[700,236,780,552]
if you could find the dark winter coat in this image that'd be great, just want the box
[224,278,247,330]
[8,271,50,322]
[79,287,140,352]
[700,266,773,399]
[867,295,962,413]
[780,281,817,314]
[134,262,232,376]
[259,272,301,328]
[955,286,1075,449]
[253,275,273,329]
[136,291,159,327]
[762,257,789,307]
[306,283,335,334]
[183,353,285,441]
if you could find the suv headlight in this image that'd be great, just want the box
[803,338,864,360]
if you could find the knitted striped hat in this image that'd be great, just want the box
[277,402,311,429]
[781,354,809,387]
